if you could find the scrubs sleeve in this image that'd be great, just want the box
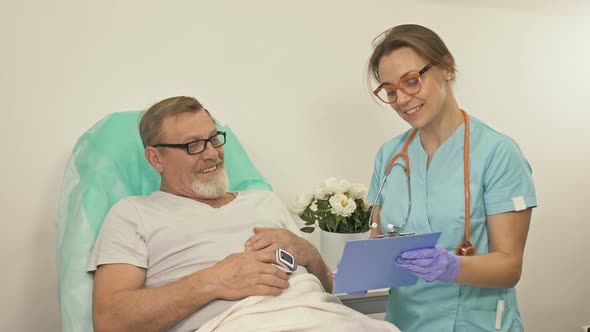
[367,145,385,205]
[87,198,148,272]
[483,137,537,215]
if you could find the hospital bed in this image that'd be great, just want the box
[56,111,388,331]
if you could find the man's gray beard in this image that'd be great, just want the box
[191,168,229,199]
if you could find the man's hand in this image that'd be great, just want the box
[244,227,314,266]
[209,250,290,300]
[244,227,333,293]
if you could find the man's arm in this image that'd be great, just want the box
[92,251,289,332]
[93,264,214,332]
[245,227,334,293]
[300,245,334,293]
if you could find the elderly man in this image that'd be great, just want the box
[88,96,398,332]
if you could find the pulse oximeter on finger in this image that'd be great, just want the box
[274,248,297,273]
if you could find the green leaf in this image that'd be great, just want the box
[300,226,316,233]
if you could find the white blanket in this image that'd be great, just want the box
[197,273,400,332]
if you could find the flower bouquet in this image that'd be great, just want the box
[292,177,373,234]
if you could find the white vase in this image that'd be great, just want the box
[320,229,371,272]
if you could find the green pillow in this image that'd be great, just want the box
[56,111,271,332]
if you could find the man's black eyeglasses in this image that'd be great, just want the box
[152,131,226,155]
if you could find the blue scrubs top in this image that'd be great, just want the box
[368,116,537,332]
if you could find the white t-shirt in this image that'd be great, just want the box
[88,190,304,331]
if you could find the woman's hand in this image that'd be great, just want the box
[395,245,461,282]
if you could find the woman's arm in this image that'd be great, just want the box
[454,208,532,288]
[370,205,383,237]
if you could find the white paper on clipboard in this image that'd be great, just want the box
[332,232,441,294]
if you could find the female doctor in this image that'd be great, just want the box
[366,24,536,331]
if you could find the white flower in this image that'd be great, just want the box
[335,179,352,194]
[310,202,318,212]
[292,192,312,214]
[319,177,351,196]
[313,184,329,200]
[329,193,357,217]
[348,183,368,199]
[323,177,339,193]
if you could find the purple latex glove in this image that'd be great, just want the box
[336,260,368,297]
[395,245,460,283]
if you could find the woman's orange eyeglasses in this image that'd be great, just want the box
[373,64,432,104]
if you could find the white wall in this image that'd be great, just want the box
[1,1,589,331]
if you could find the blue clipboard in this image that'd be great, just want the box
[332,232,441,294]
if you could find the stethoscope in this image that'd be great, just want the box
[368,109,476,256]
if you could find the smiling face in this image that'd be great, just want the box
[146,110,228,200]
[377,47,455,131]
